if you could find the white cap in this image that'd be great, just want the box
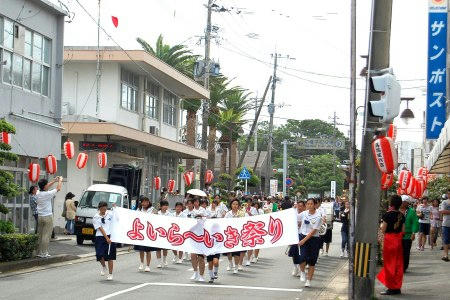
[401,195,410,202]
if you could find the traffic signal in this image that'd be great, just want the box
[369,73,401,123]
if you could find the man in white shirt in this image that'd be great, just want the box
[36,176,63,258]
[416,197,432,251]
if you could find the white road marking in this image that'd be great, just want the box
[96,282,303,299]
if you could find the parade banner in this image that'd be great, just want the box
[110,207,299,255]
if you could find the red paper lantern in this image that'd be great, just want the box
[64,140,75,159]
[371,136,397,174]
[387,124,397,141]
[76,153,88,169]
[397,187,405,195]
[413,179,426,199]
[205,170,214,184]
[398,169,412,190]
[167,179,175,193]
[45,154,57,174]
[406,176,416,196]
[417,167,429,182]
[28,163,40,182]
[381,173,394,190]
[183,172,192,187]
[188,171,195,182]
[97,152,107,168]
[153,176,161,190]
[0,132,11,145]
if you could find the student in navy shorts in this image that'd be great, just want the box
[93,201,116,281]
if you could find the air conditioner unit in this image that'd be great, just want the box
[149,126,159,136]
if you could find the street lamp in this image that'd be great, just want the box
[400,97,415,124]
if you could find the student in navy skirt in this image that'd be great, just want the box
[297,198,323,288]
[93,201,116,281]
[289,200,306,277]
[134,196,158,272]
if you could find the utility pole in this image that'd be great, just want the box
[354,0,393,298]
[265,53,278,195]
[95,0,101,117]
[330,111,338,180]
[349,0,357,298]
[254,96,259,151]
[200,0,213,189]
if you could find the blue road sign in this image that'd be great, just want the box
[426,2,447,139]
[286,177,294,187]
[238,167,251,180]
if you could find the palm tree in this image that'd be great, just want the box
[182,99,202,170]
[218,90,251,175]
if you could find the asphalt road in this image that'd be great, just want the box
[0,225,347,300]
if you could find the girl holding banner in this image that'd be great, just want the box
[225,198,249,274]
[189,197,207,282]
[135,197,157,272]
[156,200,171,268]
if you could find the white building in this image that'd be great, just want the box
[54,46,208,231]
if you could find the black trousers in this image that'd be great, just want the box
[402,238,412,271]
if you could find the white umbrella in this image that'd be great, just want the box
[186,189,207,197]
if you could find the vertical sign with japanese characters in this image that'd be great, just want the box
[427,0,448,139]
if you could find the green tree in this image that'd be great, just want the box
[427,176,450,200]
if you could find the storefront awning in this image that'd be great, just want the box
[426,117,450,174]
[62,122,207,160]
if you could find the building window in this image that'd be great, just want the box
[120,69,139,112]
[12,54,22,87]
[0,16,51,97]
[2,50,12,84]
[3,18,13,49]
[163,90,178,126]
[144,79,159,119]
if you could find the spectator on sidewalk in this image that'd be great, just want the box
[333,197,341,221]
[36,176,63,258]
[29,186,38,234]
[430,199,441,250]
[416,197,432,251]
[281,196,293,210]
[65,193,76,235]
[377,195,405,295]
[439,188,450,262]
[400,199,419,272]
[340,201,350,258]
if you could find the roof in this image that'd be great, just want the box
[426,117,450,174]
[64,47,209,99]
[87,184,128,194]
[214,150,268,172]
[30,0,68,16]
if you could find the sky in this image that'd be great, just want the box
[50,0,429,148]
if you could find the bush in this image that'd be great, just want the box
[0,234,38,261]
[0,220,15,234]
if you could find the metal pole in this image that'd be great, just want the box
[354,0,393,298]
[283,144,286,197]
[95,0,101,117]
[245,179,248,195]
[332,111,337,180]
[349,0,357,298]
[254,96,258,151]
[200,0,213,189]
[265,54,278,195]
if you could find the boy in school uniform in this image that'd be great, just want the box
[93,201,116,281]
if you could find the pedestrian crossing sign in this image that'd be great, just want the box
[238,167,251,180]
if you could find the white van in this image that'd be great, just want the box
[75,184,128,245]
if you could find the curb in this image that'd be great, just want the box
[0,254,79,274]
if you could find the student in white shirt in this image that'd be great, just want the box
[183,199,195,262]
[206,198,222,283]
[416,197,432,251]
[134,196,156,272]
[225,199,249,274]
[289,200,306,276]
[93,201,116,281]
[251,201,265,263]
[36,177,63,258]
[315,199,327,255]
[156,200,170,268]
[189,197,207,282]
[172,202,185,264]
[298,198,323,288]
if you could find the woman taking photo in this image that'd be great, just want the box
[298,198,323,288]
[377,195,405,295]
[340,201,350,258]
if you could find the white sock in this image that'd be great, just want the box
[158,258,162,265]
[163,256,167,262]
[209,270,214,278]
[294,264,299,268]
[213,266,218,273]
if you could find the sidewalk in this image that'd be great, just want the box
[375,244,449,299]
[317,260,349,300]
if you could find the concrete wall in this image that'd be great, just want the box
[0,0,64,158]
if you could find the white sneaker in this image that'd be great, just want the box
[226,265,231,271]
[292,267,299,277]
[139,263,144,271]
[177,259,183,264]
[251,257,257,263]
[233,268,238,274]
[190,272,199,280]
[163,261,168,267]
[245,260,251,266]
[172,257,177,262]
[305,280,311,287]
[340,251,344,258]
[238,265,243,271]
[107,274,113,281]
[300,271,306,282]
[44,253,51,258]
[344,251,349,258]
[156,263,162,269]
[197,275,205,282]
[144,266,150,272]
[100,266,107,276]
[320,249,324,255]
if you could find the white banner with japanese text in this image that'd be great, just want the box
[110,208,299,255]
